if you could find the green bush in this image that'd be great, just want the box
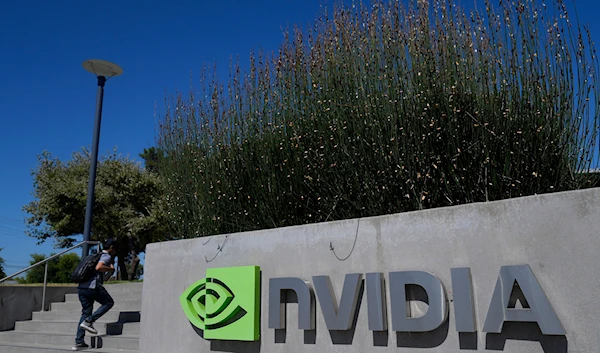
[157,0,599,238]
[17,253,80,284]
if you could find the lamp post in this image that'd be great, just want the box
[81,59,123,257]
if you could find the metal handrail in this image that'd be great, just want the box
[0,240,101,312]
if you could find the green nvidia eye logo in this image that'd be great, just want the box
[180,266,260,341]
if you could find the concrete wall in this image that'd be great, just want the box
[141,188,600,353]
[0,286,78,331]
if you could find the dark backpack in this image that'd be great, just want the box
[71,252,102,283]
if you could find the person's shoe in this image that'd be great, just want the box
[79,321,98,334]
[72,342,89,351]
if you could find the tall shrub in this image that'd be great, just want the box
[157,0,600,238]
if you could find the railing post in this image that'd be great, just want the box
[41,261,49,312]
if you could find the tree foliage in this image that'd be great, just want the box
[16,253,80,284]
[157,0,599,238]
[140,147,162,174]
[0,248,5,279]
[23,147,165,280]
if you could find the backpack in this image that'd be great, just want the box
[71,252,102,283]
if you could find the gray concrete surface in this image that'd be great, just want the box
[0,283,142,352]
[141,188,600,353]
[0,286,77,331]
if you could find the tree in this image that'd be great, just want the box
[54,252,81,283]
[139,147,163,174]
[0,248,6,279]
[117,262,143,281]
[23,147,165,280]
[17,252,80,284]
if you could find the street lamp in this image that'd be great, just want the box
[81,59,123,257]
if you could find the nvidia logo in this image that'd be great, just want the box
[180,266,260,341]
[181,264,564,344]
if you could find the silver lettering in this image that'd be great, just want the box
[482,265,566,335]
[451,268,477,332]
[366,272,387,331]
[389,271,448,332]
[268,277,315,330]
[313,273,363,330]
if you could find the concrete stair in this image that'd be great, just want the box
[0,283,142,352]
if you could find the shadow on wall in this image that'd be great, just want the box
[274,327,317,345]
[190,324,262,353]
[200,321,566,353]
[486,322,567,353]
[210,340,261,353]
[191,312,567,353]
[396,319,449,348]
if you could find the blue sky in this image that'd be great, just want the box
[1,0,599,273]
[0,0,337,271]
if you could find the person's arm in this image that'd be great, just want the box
[103,268,115,281]
[96,261,114,273]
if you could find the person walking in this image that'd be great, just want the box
[72,239,118,351]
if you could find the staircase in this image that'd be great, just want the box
[0,283,142,353]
